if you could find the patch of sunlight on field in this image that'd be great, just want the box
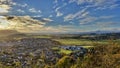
[54,39,109,46]
[52,47,72,54]
[59,49,72,54]
[82,46,94,48]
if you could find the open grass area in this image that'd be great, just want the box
[52,47,72,55]
[54,39,109,46]
[59,49,72,54]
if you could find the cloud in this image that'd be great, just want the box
[42,18,53,22]
[19,3,28,8]
[79,16,97,25]
[55,7,63,17]
[64,0,119,25]
[0,16,45,31]
[69,0,115,6]
[0,16,5,18]
[17,9,25,13]
[0,0,13,4]
[79,16,115,25]
[32,15,42,18]
[56,11,63,17]
[54,25,91,33]
[7,1,42,15]
[55,7,60,12]
[69,0,119,10]
[54,3,67,17]
[0,15,77,33]
[29,8,41,13]
[94,22,116,28]
[12,3,28,8]
[0,0,20,15]
[0,0,30,15]
[0,0,12,14]
[64,8,88,21]
[0,16,9,29]
[0,5,10,14]
[38,25,75,33]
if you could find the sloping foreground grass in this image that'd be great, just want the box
[52,41,120,68]
[0,39,120,68]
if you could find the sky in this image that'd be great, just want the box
[0,0,120,33]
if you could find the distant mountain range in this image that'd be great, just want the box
[83,30,120,34]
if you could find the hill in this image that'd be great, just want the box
[0,30,19,37]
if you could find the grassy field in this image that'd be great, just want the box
[59,49,72,54]
[52,39,120,55]
[52,47,72,54]
[53,39,120,49]
[54,39,109,46]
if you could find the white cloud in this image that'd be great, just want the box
[0,0,18,14]
[55,7,60,12]
[54,3,67,17]
[0,7,9,14]
[69,0,114,6]
[21,3,28,7]
[33,15,42,17]
[0,16,52,32]
[94,22,115,28]
[64,14,74,21]
[0,16,5,18]
[95,4,119,10]
[64,8,88,21]
[69,0,118,10]
[79,15,115,25]
[0,0,13,4]
[0,0,29,15]
[0,16,76,33]
[78,11,89,19]
[99,16,115,19]
[0,16,10,29]
[29,8,41,13]
[42,18,53,22]
[17,9,25,13]
[0,3,11,14]
[55,7,63,17]
[14,3,28,8]
[79,16,97,25]
[56,11,63,17]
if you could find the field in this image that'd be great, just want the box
[0,33,120,68]
[54,39,108,47]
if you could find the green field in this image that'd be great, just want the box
[52,39,120,55]
[54,39,109,46]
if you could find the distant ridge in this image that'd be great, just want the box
[0,30,20,37]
